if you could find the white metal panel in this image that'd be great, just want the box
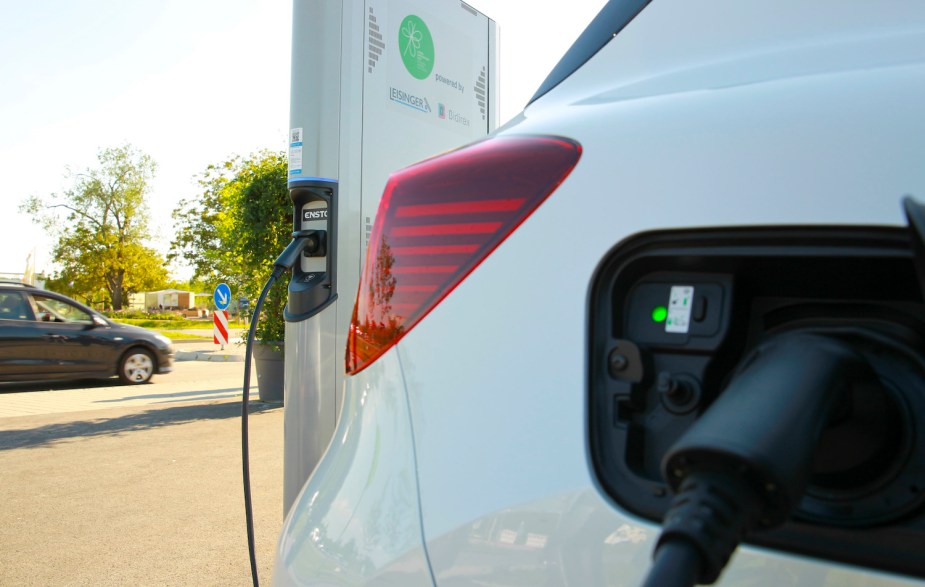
[360,0,495,259]
[289,1,342,181]
[529,0,925,116]
[285,0,497,514]
[283,0,925,584]
[285,0,346,516]
[275,349,431,586]
[397,30,925,586]
[334,0,371,431]
[284,313,339,512]
[418,488,924,586]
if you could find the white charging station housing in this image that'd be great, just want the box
[284,0,498,512]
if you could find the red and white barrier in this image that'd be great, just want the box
[213,309,229,347]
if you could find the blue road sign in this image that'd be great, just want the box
[213,283,231,310]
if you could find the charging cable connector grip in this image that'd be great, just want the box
[273,230,321,272]
[647,332,878,586]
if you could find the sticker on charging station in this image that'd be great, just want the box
[289,127,303,176]
[665,285,694,333]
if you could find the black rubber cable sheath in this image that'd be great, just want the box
[242,266,284,587]
[641,540,702,587]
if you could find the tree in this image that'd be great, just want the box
[20,145,168,310]
[170,150,290,342]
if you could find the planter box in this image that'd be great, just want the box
[252,342,284,403]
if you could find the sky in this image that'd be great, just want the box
[0,0,607,279]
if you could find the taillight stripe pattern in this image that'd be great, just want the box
[347,135,582,375]
[391,244,480,255]
[393,222,503,236]
[392,266,457,274]
[396,199,526,217]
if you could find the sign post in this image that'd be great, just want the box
[213,283,231,349]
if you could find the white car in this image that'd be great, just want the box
[276,1,925,585]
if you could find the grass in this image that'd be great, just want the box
[109,317,248,341]
[158,330,214,340]
[113,318,247,330]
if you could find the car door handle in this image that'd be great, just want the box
[44,334,68,342]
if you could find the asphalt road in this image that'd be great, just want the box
[0,357,285,586]
[0,343,249,419]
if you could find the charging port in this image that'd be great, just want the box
[589,225,925,579]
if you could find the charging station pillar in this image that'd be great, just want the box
[284,0,342,513]
[284,0,498,514]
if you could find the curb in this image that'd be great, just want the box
[173,338,247,363]
[175,351,245,363]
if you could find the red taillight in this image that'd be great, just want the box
[346,135,582,374]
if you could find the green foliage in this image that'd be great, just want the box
[112,317,246,330]
[162,277,210,294]
[20,145,168,310]
[105,309,181,320]
[170,150,291,344]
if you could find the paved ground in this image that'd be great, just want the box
[173,334,248,363]
[0,340,253,419]
[0,338,287,586]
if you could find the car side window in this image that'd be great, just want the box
[31,294,93,324]
[0,291,34,320]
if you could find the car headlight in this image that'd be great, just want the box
[154,333,173,346]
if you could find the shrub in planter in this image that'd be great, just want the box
[231,153,291,349]
[171,151,291,401]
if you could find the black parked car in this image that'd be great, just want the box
[0,282,175,384]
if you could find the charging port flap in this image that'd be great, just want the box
[590,225,925,580]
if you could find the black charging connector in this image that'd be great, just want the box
[643,332,878,586]
[302,229,326,257]
[273,230,322,271]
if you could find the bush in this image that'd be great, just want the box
[104,309,182,321]
[171,151,291,346]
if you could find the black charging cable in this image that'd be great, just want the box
[642,332,878,587]
[241,231,317,587]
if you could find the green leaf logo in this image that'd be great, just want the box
[399,15,434,80]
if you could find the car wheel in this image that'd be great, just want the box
[119,347,156,384]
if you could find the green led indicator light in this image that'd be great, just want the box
[652,305,668,323]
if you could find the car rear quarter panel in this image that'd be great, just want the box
[274,349,431,587]
[395,19,925,586]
